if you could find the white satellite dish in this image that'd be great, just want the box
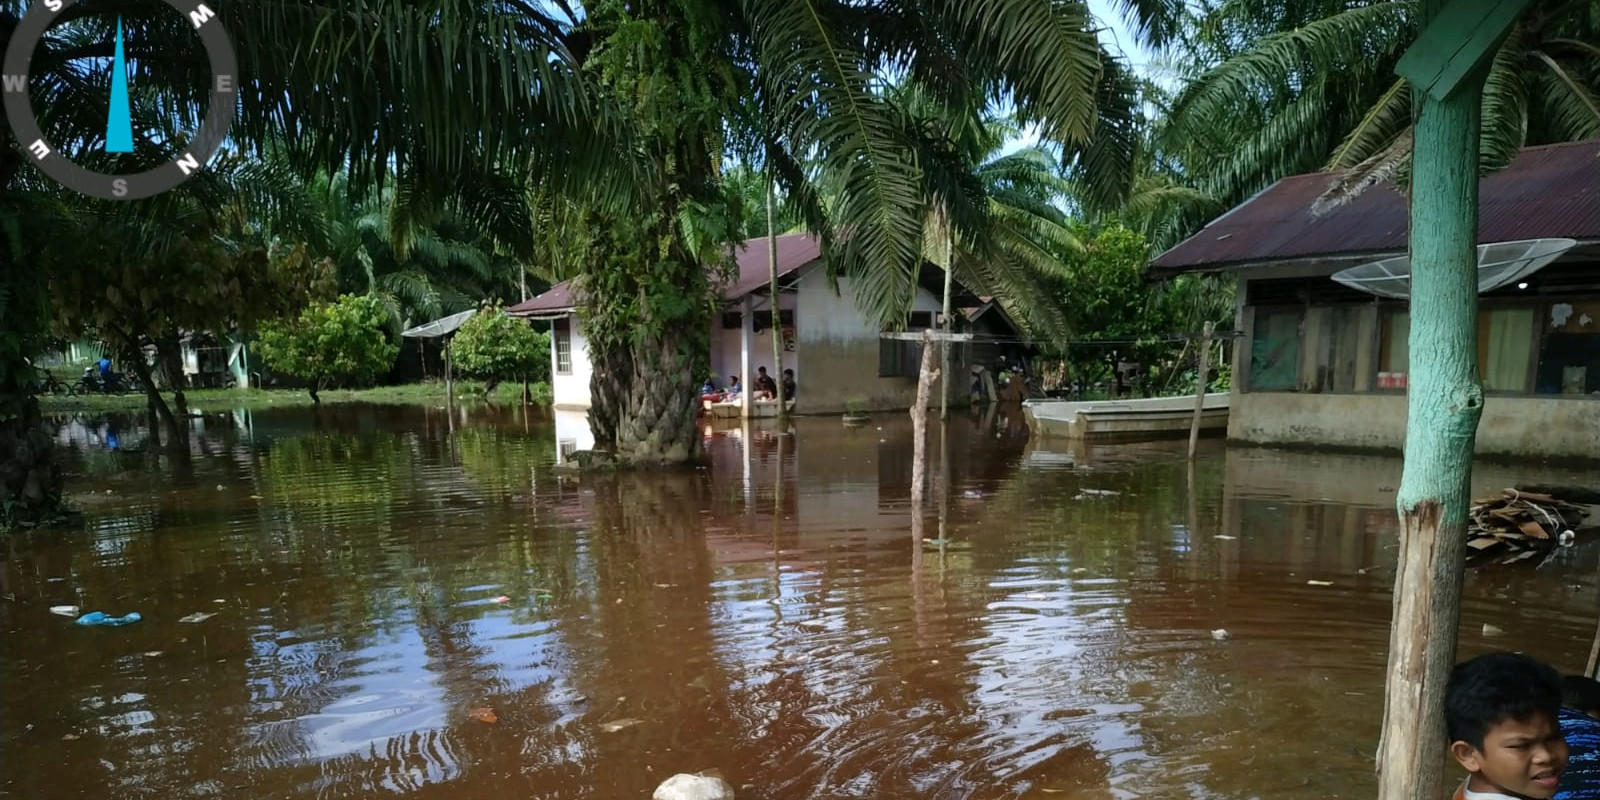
[401,308,478,339]
[1330,238,1577,300]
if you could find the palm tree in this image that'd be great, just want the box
[2,0,1140,478]
[306,172,528,333]
[1147,0,1599,217]
[548,0,1143,464]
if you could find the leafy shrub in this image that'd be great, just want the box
[256,294,399,402]
[450,305,551,394]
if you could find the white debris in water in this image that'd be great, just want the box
[599,718,643,733]
[653,773,736,800]
[1483,623,1504,637]
[1211,629,1231,641]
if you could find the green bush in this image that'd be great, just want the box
[256,294,399,402]
[450,305,551,393]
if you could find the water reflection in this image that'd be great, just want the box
[0,405,1594,800]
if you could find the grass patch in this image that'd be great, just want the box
[37,380,552,414]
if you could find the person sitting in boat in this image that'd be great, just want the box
[701,378,718,398]
[753,366,778,400]
[724,375,742,400]
[782,368,797,400]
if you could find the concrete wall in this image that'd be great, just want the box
[551,313,594,410]
[792,270,946,414]
[1228,391,1600,461]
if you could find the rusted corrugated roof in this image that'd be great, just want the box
[506,232,822,315]
[1149,139,1600,275]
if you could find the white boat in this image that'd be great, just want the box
[1023,393,1230,441]
[703,397,795,419]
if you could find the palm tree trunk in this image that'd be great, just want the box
[583,224,710,468]
[153,332,188,421]
[1374,7,1490,798]
[0,390,63,527]
[767,177,787,427]
[588,327,702,465]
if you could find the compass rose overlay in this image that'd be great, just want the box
[2,0,238,200]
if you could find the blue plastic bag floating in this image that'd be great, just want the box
[75,611,142,627]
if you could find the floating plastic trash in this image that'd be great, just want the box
[49,605,80,618]
[178,612,216,624]
[75,611,141,627]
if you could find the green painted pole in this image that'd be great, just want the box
[1376,2,1490,797]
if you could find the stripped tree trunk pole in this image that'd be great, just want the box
[938,213,954,422]
[1586,604,1600,678]
[1376,3,1492,795]
[1188,321,1214,460]
[909,329,940,546]
[768,177,788,427]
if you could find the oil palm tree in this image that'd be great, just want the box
[1148,0,1599,216]
[3,0,1141,475]
[551,0,1143,463]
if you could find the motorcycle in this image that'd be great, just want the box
[77,367,136,395]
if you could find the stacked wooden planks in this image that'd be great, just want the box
[1467,488,1588,565]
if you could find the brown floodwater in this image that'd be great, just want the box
[2,403,1596,800]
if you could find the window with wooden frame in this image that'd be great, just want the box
[553,317,573,375]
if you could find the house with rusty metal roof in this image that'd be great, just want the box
[507,232,1029,427]
[1149,138,1600,460]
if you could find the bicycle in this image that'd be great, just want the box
[36,373,74,396]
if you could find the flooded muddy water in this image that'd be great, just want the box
[2,403,1597,800]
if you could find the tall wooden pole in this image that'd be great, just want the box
[1188,321,1214,460]
[936,207,954,421]
[1376,1,1508,796]
[768,177,788,427]
[1586,606,1600,678]
[910,329,940,546]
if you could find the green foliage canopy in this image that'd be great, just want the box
[450,307,551,388]
[255,294,400,400]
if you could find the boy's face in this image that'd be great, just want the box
[1451,712,1569,799]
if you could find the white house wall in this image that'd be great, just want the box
[551,313,594,410]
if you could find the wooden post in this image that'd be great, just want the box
[768,177,788,427]
[444,336,454,399]
[1586,605,1600,678]
[1376,0,1507,796]
[740,295,754,420]
[939,220,954,422]
[909,329,940,546]
[1188,321,1214,460]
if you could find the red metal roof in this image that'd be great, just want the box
[1149,139,1600,274]
[506,232,822,315]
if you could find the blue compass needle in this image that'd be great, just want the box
[105,15,133,153]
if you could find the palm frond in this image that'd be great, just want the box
[1479,30,1531,174]
[924,0,1105,145]
[1531,50,1600,140]
[744,0,926,325]
[1326,77,1411,169]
